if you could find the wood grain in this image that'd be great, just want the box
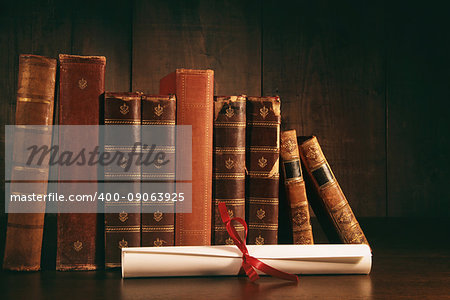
[132,0,261,95]
[263,0,386,217]
[386,1,450,217]
[71,0,132,91]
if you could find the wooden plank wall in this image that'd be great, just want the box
[0,0,449,259]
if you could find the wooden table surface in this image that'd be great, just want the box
[2,218,449,299]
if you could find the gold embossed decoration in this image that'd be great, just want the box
[225,105,234,118]
[154,104,164,116]
[119,158,128,169]
[282,138,296,153]
[119,211,129,223]
[259,106,269,118]
[153,211,163,222]
[154,238,165,247]
[292,210,306,226]
[305,145,320,162]
[73,240,83,252]
[255,235,265,245]
[225,158,235,169]
[118,238,128,249]
[155,157,165,169]
[227,209,234,218]
[225,237,234,245]
[258,156,268,168]
[337,210,352,224]
[120,103,129,115]
[78,78,87,90]
[256,208,266,220]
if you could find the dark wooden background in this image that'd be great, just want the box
[0,0,449,261]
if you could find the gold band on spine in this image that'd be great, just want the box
[17,97,51,104]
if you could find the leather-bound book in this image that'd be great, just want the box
[57,54,105,270]
[246,96,281,245]
[141,94,176,247]
[213,96,246,245]
[298,136,369,246]
[280,130,314,245]
[160,69,214,246]
[104,92,141,268]
[3,54,56,271]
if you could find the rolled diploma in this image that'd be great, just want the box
[122,244,371,278]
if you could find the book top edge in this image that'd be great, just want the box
[175,68,214,74]
[59,54,106,64]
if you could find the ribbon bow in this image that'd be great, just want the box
[218,202,298,282]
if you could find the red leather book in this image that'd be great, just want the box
[3,54,56,271]
[160,69,214,246]
[57,54,105,270]
[246,97,281,245]
[141,94,176,247]
[280,130,314,245]
[298,136,369,246]
[104,92,141,268]
[213,96,246,245]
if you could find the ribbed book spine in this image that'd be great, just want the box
[246,96,281,245]
[104,92,141,268]
[280,130,314,245]
[57,54,105,270]
[213,96,246,245]
[298,136,369,246]
[141,94,176,247]
[160,69,214,246]
[3,54,56,271]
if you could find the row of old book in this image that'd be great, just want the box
[3,54,369,272]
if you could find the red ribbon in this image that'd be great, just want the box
[218,202,299,283]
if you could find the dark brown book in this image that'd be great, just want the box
[280,130,314,245]
[160,69,214,246]
[104,92,141,268]
[213,96,246,245]
[3,54,56,271]
[141,94,176,247]
[57,54,105,270]
[298,136,369,246]
[246,96,281,245]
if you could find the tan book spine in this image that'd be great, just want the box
[3,54,56,271]
[298,136,369,246]
[280,130,314,245]
[160,69,213,246]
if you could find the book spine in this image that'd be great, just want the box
[213,96,246,245]
[280,130,314,245]
[57,54,105,270]
[298,136,369,246]
[160,69,214,246]
[246,97,281,245]
[3,54,56,271]
[104,92,141,268]
[141,94,176,247]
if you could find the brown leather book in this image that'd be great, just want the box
[104,92,141,268]
[213,96,246,245]
[246,96,281,245]
[141,94,176,247]
[57,54,105,270]
[3,54,56,271]
[160,69,214,246]
[280,130,314,245]
[298,136,369,246]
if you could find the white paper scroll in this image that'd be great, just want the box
[122,244,372,278]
